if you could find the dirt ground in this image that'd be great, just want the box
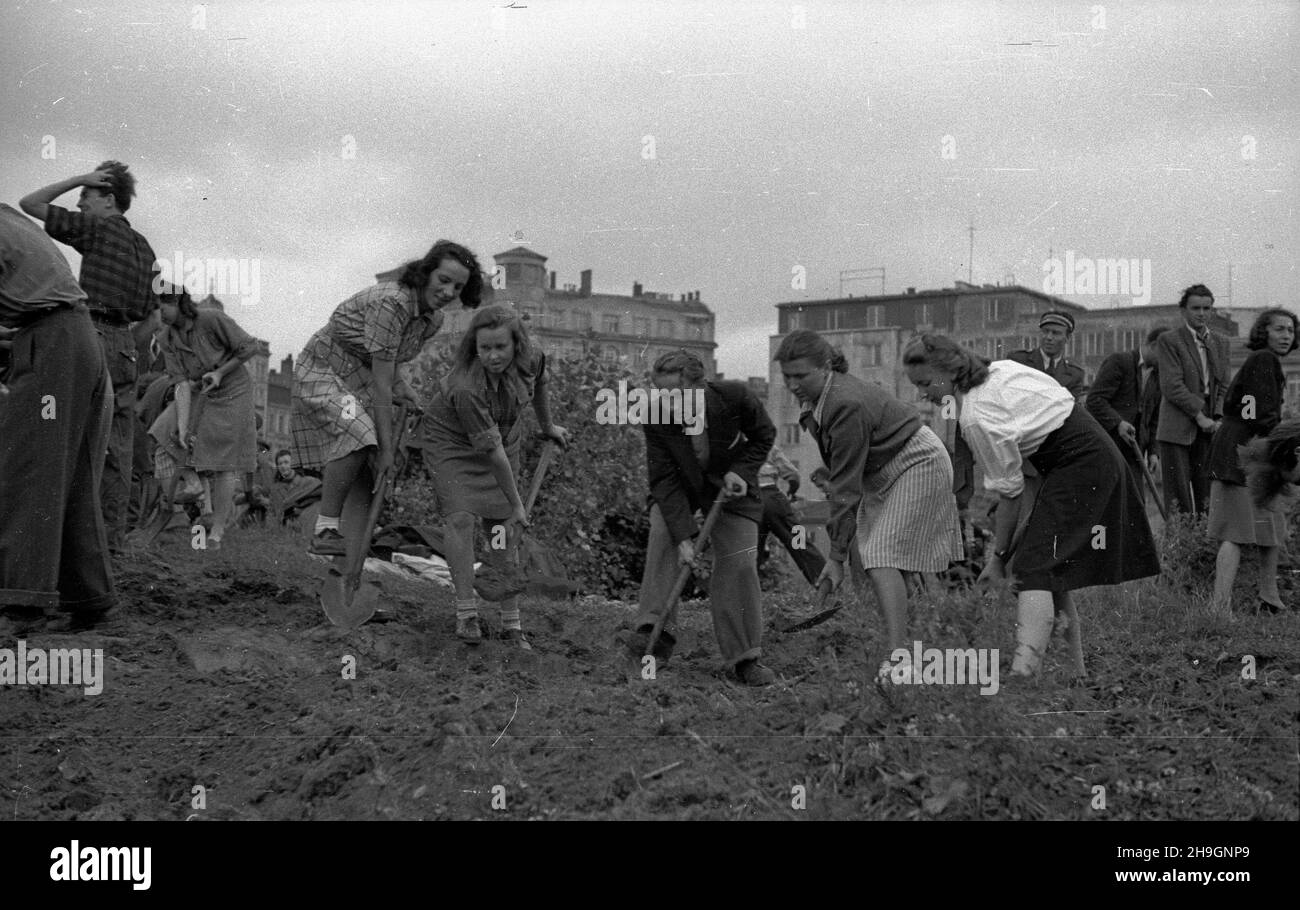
[2,522,1296,821]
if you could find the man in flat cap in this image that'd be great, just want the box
[1008,310,1086,400]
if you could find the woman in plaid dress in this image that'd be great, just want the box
[420,305,568,647]
[293,241,484,555]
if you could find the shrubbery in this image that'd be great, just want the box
[389,346,653,599]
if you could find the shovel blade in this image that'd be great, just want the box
[320,553,381,630]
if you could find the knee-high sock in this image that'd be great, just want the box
[1012,591,1055,675]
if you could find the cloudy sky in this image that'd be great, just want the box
[2,0,1295,380]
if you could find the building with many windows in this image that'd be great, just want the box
[423,247,718,377]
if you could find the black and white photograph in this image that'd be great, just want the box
[0,0,1295,877]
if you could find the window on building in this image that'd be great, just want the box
[865,306,883,329]
[787,311,803,331]
[918,303,933,326]
[985,298,1009,322]
[687,320,705,339]
[1083,333,1102,356]
[573,310,592,331]
[1119,329,1137,351]
[782,424,801,447]
[863,343,883,367]
[602,345,619,364]
[1021,335,1034,351]
[602,314,621,334]
[658,319,676,338]
[633,317,650,337]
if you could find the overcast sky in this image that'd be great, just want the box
[2,0,1295,380]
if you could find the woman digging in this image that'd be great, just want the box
[420,305,568,649]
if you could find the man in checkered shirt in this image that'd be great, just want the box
[22,162,162,550]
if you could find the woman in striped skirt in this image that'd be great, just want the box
[776,329,963,682]
[292,241,483,556]
[903,335,1161,678]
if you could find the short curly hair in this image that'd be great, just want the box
[94,160,136,213]
[1245,308,1299,354]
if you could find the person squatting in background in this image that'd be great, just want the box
[778,330,962,683]
[155,286,259,550]
[1156,284,1230,517]
[1207,308,1299,615]
[293,241,480,559]
[755,442,826,589]
[0,203,117,630]
[21,162,161,552]
[627,349,778,687]
[903,335,1161,678]
[269,449,323,526]
[420,305,569,649]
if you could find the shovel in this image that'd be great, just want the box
[474,436,558,602]
[780,576,843,633]
[644,490,727,658]
[321,405,410,629]
[1126,435,1167,521]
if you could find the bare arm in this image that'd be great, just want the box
[19,172,108,221]
[487,443,525,514]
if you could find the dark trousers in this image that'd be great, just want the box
[94,322,137,547]
[0,306,116,612]
[756,486,826,586]
[1160,434,1212,516]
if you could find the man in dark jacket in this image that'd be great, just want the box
[1007,310,1087,399]
[1086,328,1164,501]
[627,350,777,686]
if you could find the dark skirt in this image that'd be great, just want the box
[1014,403,1160,592]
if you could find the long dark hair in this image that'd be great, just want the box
[397,240,484,311]
[1240,418,1300,508]
[901,333,990,392]
[453,304,535,373]
[158,284,198,321]
[773,329,848,372]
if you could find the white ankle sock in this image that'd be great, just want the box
[314,515,340,534]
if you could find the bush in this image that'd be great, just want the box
[392,347,653,598]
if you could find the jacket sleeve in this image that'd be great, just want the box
[1230,352,1282,436]
[821,399,872,563]
[1084,354,1125,433]
[728,386,775,480]
[1157,331,1205,420]
[644,425,698,545]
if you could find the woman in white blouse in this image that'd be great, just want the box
[903,335,1160,677]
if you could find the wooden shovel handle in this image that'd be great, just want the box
[644,490,728,657]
